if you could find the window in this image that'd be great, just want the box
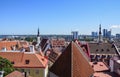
[96,49,98,52]
[36,70,39,74]
[25,60,30,64]
[21,69,24,72]
[101,49,104,52]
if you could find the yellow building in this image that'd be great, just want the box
[0,52,48,77]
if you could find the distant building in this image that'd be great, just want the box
[91,32,98,38]
[71,31,78,40]
[103,29,111,40]
[103,29,108,38]
[116,34,120,39]
[89,42,118,65]
[110,56,120,76]
[50,38,65,48]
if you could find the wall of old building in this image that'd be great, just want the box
[114,61,120,76]
[17,68,47,77]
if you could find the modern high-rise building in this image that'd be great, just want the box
[116,34,120,39]
[91,32,98,37]
[107,30,111,40]
[103,29,111,40]
[103,29,108,38]
[71,31,78,40]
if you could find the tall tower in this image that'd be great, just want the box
[71,31,78,40]
[36,28,41,52]
[37,28,41,46]
[98,24,103,43]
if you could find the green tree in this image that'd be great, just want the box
[0,57,14,76]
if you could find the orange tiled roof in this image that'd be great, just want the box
[0,52,48,68]
[50,41,94,77]
[0,41,29,51]
[51,39,65,47]
[0,41,18,50]
[89,62,109,72]
[5,71,24,77]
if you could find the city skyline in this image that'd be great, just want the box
[1,0,120,35]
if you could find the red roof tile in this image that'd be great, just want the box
[5,71,24,77]
[0,41,29,51]
[0,52,48,68]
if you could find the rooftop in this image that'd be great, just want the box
[89,43,117,55]
[90,62,109,72]
[0,40,28,51]
[5,71,24,77]
[0,52,48,68]
[50,41,94,77]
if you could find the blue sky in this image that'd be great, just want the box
[0,0,120,35]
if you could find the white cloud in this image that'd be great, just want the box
[110,25,120,29]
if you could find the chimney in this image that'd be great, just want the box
[2,47,6,52]
[29,45,35,53]
[13,46,16,51]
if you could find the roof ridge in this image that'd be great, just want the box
[50,41,94,77]
[35,54,47,67]
[74,42,89,62]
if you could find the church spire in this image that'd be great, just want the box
[37,28,40,45]
[37,28,40,37]
[99,24,101,35]
[36,28,41,52]
[98,24,103,43]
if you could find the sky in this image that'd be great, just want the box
[0,0,120,35]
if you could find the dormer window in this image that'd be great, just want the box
[96,49,98,52]
[101,49,104,52]
[25,60,30,64]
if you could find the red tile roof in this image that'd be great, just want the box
[48,48,62,63]
[75,40,91,58]
[0,41,18,50]
[50,41,94,77]
[89,62,109,72]
[51,38,65,47]
[5,71,24,77]
[0,41,29,51]
[0,52,48,68]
